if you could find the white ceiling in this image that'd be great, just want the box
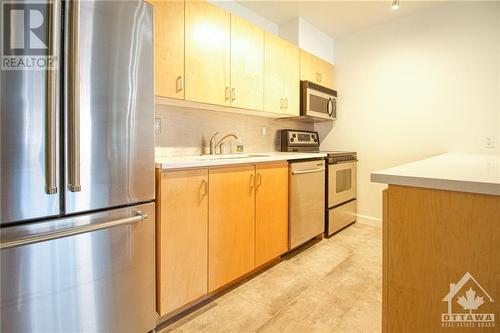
[236,1,447,38]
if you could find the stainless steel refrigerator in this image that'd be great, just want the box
[0,0,156,332]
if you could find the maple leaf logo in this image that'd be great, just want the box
[457,287,485,313]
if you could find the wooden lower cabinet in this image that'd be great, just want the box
[208,165,256,292]
[156,162,290,315]
[156,169,208,316]
[255,162,289,267]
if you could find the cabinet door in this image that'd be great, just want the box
[318,58,334,89]
[281,40,299,116]
[185,1,230,106]
[255,163,289,267]
[263,32,284,114]
[157,169,208,316]
[149,0,185,99]
[300,49,318,83]
[208,166,255,292]
[230,15,264,110]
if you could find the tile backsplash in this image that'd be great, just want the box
[155,104,313,156]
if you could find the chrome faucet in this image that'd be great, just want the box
[209,132,241,155]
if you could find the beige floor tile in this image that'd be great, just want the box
[331,296,382,333]
[164,294,272,333]
[234,260,323,316]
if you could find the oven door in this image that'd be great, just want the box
[328,161,357,207]
[305,88,336,120]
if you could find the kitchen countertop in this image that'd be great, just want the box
[156,152,327,170]
[371,153,500,196]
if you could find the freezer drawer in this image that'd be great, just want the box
[0,202,156,333]
[327,199,357,236]
[289,160,325,249]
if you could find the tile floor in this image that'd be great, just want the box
[158,222,382,333]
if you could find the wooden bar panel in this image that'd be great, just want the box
[385,185,499,332]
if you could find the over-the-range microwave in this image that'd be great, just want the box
[299,80,337,122]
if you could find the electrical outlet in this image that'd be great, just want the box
[484,136,495,149]
[154,118,161,134]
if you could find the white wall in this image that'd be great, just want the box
[209,0,279,34]
[280,17,335,64]
[316,1,500,222]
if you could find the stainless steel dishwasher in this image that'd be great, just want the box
[289,159,326,249]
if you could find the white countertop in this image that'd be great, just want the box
[156,152,327,170]
[371,153,500,196]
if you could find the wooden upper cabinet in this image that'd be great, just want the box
[156,169,208,316]
[264,32,299,115]
[317,57,334,89]
[208,165,255,292]
[300,49,334,89]
[255,163,289,267]
[185,1,230,106]
[230,15,264,111]
[281,41,299,116]
[148,0,185,99]
[299,49,318,84]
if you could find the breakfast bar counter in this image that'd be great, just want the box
[371,153,500,333]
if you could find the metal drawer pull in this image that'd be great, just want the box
[231,88,236,101]
[176,76,184,92]
[256,173,262,187]
[0,212,147,250]
[292,167,325,175]
[225,87,230,101]
[201,179,208,196]
[250,174,255,188]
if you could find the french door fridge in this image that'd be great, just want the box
[0,1,156,332]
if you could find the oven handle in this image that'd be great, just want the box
[330,160,358,165]
[292,167,325,175]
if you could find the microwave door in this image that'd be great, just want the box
[306,88,335,120]
[64,1,154,214]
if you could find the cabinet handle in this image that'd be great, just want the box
[176,76,184,92]
[225,87,230,101]
[319,73,322,83]
[250,174,255,188]
[285,98,289,109]
[256,173,262,187]
[231,88,236,101]
[280,98,284,110]
[201,179,208,196]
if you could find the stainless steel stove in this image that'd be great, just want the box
[323,151,358,236]
[280,129,357,237]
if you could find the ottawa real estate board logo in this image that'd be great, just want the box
[1,1,56,70]
[442,272,495,328]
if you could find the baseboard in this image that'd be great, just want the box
[356,214,382,227]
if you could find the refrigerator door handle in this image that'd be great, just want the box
[68,0,81,192]
[45,0,59,195]
[0,211,147,250]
